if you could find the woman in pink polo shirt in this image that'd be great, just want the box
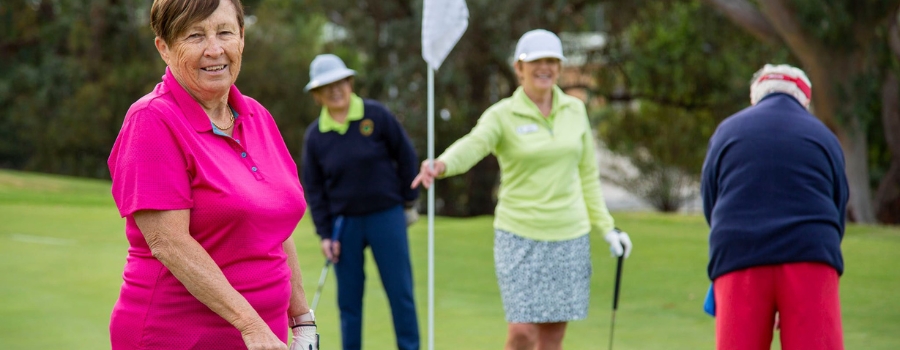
[107,0,316,349]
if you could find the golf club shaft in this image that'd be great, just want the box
[311,261,331,310]
[608,310,617,350]
[311,216,344,311]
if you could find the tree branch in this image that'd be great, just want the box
[754,0,839,128]
[599,91,708,111]
[567,0,590,14]
[700,0,782,45]
[756,0,827,65]
[0,38,39,56]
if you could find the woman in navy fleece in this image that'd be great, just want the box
[701,64,849,350]
[301,54,420,350]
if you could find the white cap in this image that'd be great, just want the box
[305,54,356,92]
[514,29,566,62]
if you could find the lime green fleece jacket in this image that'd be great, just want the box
[438,85,615,241]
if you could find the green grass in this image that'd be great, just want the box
[1,169,898,349]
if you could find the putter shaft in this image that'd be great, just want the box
[609,249,625,350]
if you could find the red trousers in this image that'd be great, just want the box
[714,262,843,350]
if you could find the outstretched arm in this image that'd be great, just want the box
[410,108,503,189]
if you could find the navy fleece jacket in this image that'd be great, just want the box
[702,93,849,280]
[302,99,419,239]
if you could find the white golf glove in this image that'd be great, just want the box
[404,207,419,227]
[604,228,633,258]
[289,324,318,350]
[289,311,318,350]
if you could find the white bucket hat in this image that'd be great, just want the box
[304,54,356,92]
[514,29,566,62]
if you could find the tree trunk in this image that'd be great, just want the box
[828,56,880,223]
[841,121,876,222]
[875,163,900,224]
[792,61,876,223]
[791,60,877,223]
[875,73,900,224]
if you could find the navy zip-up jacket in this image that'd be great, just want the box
[702,93,849,280]
[301,99,419,239]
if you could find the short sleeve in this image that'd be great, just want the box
[109,109,193,217]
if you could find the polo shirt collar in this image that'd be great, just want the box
[318,94,364,134]
[510,85,571,121]
[163,67,253,133]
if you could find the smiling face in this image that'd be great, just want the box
[311,78,354,113]
[515,58,561,95]
[154,0,244,104]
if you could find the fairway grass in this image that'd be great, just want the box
[1,169,898,349]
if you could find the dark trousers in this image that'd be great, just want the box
[334,205,419,350]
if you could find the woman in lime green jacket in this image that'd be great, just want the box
[412,29,633,350]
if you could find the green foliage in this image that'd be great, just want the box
[792,0,900,53]
[595,0,789,211]
[793,0,857,51]
[3,0,895,221]
[597,103,716,211]
[0,0,323,178]
[0,0,160,175]
[238,0,325,160]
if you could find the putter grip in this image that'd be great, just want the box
[332,216,344,242]
[327,216,345,264]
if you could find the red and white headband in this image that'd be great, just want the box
[756,74,811,100]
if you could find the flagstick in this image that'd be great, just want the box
[426,66,436,350]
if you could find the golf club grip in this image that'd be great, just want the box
[332,216,344,242]
[329,216,344,263]
[612,248,624,310]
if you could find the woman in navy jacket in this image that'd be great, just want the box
[301,54,420,350]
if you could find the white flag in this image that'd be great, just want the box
[422,0,469,70]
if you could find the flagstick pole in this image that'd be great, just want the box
[426,66,436,350]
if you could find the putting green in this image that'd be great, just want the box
[1,169,898,349]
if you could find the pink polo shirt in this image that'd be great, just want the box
[108,68,306,349]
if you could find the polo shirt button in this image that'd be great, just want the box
[251,166,258,172]
[241,152,247,158]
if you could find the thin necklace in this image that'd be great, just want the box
[212,110,235,130]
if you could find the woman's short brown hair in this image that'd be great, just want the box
[150,0,244,45]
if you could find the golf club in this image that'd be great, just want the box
[608,241,625,350]
[311,216,344,311]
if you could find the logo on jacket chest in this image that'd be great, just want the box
[516,123,540,135]
[360,119,374,136]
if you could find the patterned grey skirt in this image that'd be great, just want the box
[494,229,592,323]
